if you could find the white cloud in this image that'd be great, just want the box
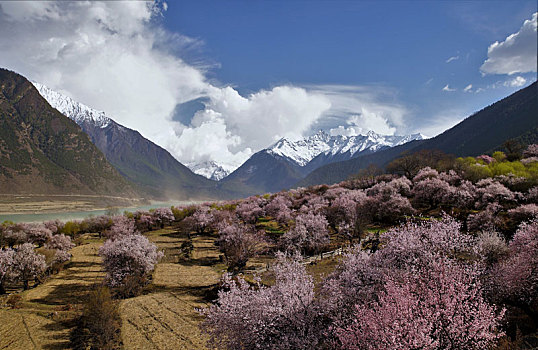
[503,76,527,87]
[480,12,537,75]
[304,84,408,136]
[0,1,205,143]
[446,56,459,63]
[0,1,332,169]
[328,113,396,137]
[416,112,465,138]
[442,84,456,92]
[0,1,412,171]
[463,84,473,92]
[171,85,331,168]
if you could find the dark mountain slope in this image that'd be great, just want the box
[221,131,423,195]
[33,82,246,201]
[80,119,242,200]
[414,81,537,156]
[220,151,308,196]
[0,68,136,196]
[297,140,426,186]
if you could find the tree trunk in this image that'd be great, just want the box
[23,279,29,290]
[0,282,5,295]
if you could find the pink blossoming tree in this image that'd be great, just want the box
[0,248,15,294]
[200,254,321,349]
[336,257,505,350]
[217,223,268,272]
[11,243,47,290]
[281,213,330,255]
[104,216,137,240]
[99,234,162,288]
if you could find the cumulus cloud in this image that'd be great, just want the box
[503,76,527,87]
[170,85,331,167]
[304,85,408,136]
[0,1,411,171]
[327,113,396,136]
[446,56,459,63]
[0,1,206,143]
[480,12,537,75]
[442,84,456,92]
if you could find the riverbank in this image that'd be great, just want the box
[0,194,149,214]
[0,194,201,223]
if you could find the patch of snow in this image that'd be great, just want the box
[33,82,112,128]
[187,160,234,181]
[267,130,424,166]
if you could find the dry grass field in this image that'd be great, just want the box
[0,238,104,349]
[0,228,225,350]
[0,225,342,349]
[119,228,222,350]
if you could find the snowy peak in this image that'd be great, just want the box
[187,161,234,181]
[267,130,424,166]
[269,131,333,166]
[33,82,233,182]
[32,82,112,128]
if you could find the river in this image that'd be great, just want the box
[0,202,197,223]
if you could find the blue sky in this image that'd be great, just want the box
[0,1,536,169]
[164,0,537,135]
[168,1,533,89]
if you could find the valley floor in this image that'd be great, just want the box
[0,228,222,349]
[120,228,221,349]
[0,240,103,349]
[0,225,342,349]
[0,194,148,215]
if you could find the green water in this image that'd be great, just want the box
[0,201,195,223]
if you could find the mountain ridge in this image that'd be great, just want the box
[267,130,425,166]
[33,82,243,200]
[220,130,424,195]
[0,68,137,197]
[299,81,538,187]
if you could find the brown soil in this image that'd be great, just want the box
[0,228,222,350]
[0,225,342,350]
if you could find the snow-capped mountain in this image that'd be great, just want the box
[221,130,425,195]
[32,82,236,200]
[33,82,112,128]
[187,161,233,181]
[267,130,425,166]
[193,130,425,182]
[34,82,239,183]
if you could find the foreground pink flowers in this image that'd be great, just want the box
[99,234,162,288]
[201,217,513,349]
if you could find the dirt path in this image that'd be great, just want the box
[119,229,221,350]
[0,240,104,350]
